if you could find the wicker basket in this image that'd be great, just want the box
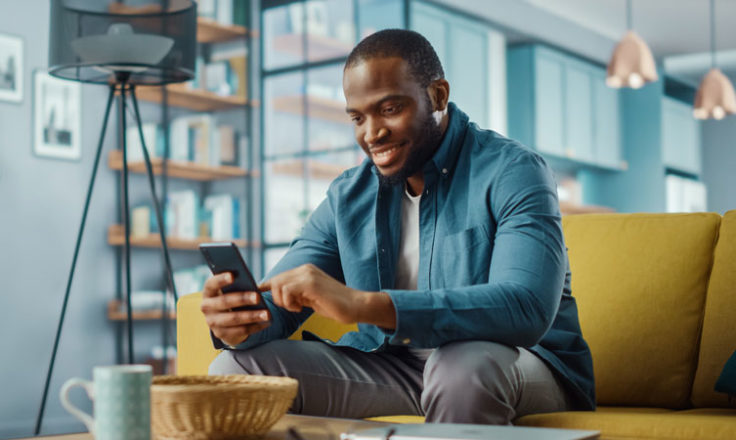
[151,375,298,440]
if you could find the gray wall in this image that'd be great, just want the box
[0,1,171,436]
[702,119,736,214]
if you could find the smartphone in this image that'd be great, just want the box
[199,242,267,311]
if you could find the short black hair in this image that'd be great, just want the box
[344,29,444,88]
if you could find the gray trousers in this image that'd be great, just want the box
[209,339,572,425]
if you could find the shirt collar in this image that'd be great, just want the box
[426,102,469,178]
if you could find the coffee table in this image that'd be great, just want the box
[28,414,599,439]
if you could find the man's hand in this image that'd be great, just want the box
[200,273,271,347]
[260,264,396,328]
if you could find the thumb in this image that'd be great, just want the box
[258,281,271,292]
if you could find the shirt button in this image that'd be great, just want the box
[425,189,429,195]
[442,168,448,174]
[402,338,411,345]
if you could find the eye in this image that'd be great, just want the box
[350,115,363,125]
[383,104,402,115]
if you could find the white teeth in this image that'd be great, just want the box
[374,147,396,158]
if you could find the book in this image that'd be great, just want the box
[203,194,240,240]
[167,190,199,239]
[125,123,163,163]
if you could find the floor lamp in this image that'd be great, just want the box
[35,0,196,435]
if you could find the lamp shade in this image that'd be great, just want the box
[606,30,658,89]
[693,68,736,120]
[49,0,196,85]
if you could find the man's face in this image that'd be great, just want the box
[343,57,443,186]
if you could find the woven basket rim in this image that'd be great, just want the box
[151,375,298,391]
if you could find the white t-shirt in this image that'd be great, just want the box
[394,186,433,362]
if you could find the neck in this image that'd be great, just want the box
[404,109,450,197]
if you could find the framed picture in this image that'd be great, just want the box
[33,71,82,160]
[0,33,23,103]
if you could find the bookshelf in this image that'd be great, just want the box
[107,150,257,181]
[271,95,349,124]
[135,85,253,112]
[107,2,260,368]
[107,225,254,250]
[272,33,353,61]
[107,300,176,321]
[197,16,250,43]
[272,159,349,181]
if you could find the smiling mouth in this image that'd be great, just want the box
[370,142,406,167]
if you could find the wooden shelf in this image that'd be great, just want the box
[135,84,257,111]
[272,95,349,125]
[197,17,250,43]
[271,159,350,181]
[107,225,256,250]
[560,201,615,215]
[108,300,175,321]
[272,33,352,60]
[108,150,257,181]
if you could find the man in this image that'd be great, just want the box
[203,29,595,425]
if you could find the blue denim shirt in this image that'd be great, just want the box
[237,103,595,410]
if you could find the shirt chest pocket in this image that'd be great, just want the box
[434,224,493,288]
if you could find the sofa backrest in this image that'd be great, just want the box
[562,213,721,409]
[691,210,736,407]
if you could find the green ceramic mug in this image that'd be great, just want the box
[60,365,152,440]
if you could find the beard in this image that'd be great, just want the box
[376,105,444,188]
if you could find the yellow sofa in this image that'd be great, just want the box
[177,211,736,439]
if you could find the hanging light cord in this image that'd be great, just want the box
[626,0,632,30]
[710,0,716,68]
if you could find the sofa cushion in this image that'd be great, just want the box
[692,210,736,407]
[562,213,720,408]
[176,292,356,375]
[516,407,736,440]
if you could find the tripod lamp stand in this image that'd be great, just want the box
[36,0,196,435]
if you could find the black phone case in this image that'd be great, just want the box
[199,242,266,311]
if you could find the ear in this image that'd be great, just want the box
[427,78,450,112]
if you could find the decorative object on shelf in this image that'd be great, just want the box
[606,0,657,89]
[32,71,82,160]
[36,0,197,435]
[693,0,736,120]
[0,33,23,102]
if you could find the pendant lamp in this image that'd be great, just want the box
[693,0,736,120]
[606,0,658,89]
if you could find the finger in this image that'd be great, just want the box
[258,280,271,292]
[281,284,303,313]
[201,291,262,313]
[215,321,272,347]
[207,308,271,328]
[202,273,233,298]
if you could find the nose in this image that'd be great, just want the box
[363,121,389,146]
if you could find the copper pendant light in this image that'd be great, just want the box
[606,0,658,89]
[693,0,736,120]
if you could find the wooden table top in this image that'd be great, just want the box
[29,414,388,440]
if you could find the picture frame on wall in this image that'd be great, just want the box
[0,33,23,103]
[33,70,82,160]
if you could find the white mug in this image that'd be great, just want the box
[60,364,152,440]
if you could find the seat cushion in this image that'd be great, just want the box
[692,210,736,407]
[562,213,720,408]
[516,407,736,440]
[176,292,356,375]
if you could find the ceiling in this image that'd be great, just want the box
[432,0,736,87]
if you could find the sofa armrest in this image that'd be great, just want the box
[176,292,358,376]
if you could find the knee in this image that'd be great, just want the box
[208,350,255,375]
[421,342,520,413]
